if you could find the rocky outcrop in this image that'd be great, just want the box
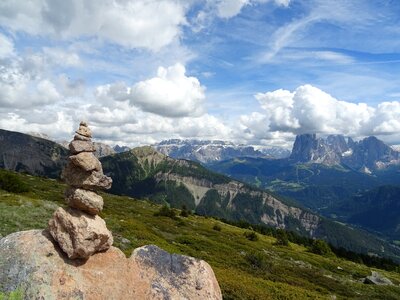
[290,134,400,171]
[0,230,222,300]
[290,134,343,165]
[94,142,116,157]
[49,122,113,259]
[154,172,320,235]
[363,271,393,285]
[342,136,400,171]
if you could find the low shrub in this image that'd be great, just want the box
[154,205,177,219]
[309,239,334,257]
[180,205,190,217]
[274,229,289,246]
[213,224,222,231]
[245,251,270,271]
[0,171,30,193]
[244,231,258,241]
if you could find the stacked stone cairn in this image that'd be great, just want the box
[48,122,113,259]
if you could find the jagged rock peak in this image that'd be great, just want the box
[290,134,318,162]
[290,133,400,171]
[289,134,343,165]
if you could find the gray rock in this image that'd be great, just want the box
[69,140,95,154]
[0,230,222,299]
[93,142,116,158]
[289,134,400,171]
[75,124,92,138]
[61,162,112,190]
[363,271,393,285]
[69,152,102,172]
[65,188,103,215]
[48,207,113,259]
[73,133,91,141]
[120,237,131,244]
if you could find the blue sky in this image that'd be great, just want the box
[1,0,400,148]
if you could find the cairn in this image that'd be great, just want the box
[48,122,113,259]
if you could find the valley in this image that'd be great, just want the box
[1,169,400,299]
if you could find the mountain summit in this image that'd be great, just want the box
[290,134,400,172]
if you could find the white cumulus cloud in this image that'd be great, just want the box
[128,63,206,117]
[241,84,400,142]
[369,102,400,135]
[0,0,187,51]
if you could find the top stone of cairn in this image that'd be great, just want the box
[76,121,92,138]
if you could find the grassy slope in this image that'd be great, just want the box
[1,171,400,299]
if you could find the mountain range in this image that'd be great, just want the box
[1,128,399,259]
[209,134,400,243]
[154,139,290,163]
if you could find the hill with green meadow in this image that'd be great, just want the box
[1,169,400,299]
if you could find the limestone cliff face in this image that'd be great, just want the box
[100,146,321,236]
[0,230,222,300]
[155,172,320,235]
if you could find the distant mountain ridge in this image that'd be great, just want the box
[208,134,400,244]
[0,129,68,178]
[1,128,400,259]
[27,130,132,157]
[154,139,290,163]
[290,134,400,172]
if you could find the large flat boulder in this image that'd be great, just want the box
[0,230,222,300]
